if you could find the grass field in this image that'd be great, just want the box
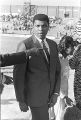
[1,34,29,54]
[0,33,60,54]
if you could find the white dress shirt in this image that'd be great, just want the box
[35,35,50,62]
[35,35,50,53]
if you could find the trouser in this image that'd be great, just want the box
[30,104,49,120]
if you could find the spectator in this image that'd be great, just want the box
[64,106,81,120]
[54,35,75,120]
[69,44,81,111]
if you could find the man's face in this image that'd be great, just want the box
[33,20,49,40]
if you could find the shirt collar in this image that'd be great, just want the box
[35,35,46,43]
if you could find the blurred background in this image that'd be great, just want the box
[0,0,80,119]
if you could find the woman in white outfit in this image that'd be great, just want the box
[54,35,75,120]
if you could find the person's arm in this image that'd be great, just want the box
[13,42,28,112]
[13,42,42,112]
[48,44,61,107]
[48,55,61,107]
[54,44,61,95]
[0,47,41,67]
[69,47,79,69]
[0,52,27,67]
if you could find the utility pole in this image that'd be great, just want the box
[80,0,81,17]
[47,6,48,16]
[10,0,12,15]
[29,0,31,16]
[10,4,12,15]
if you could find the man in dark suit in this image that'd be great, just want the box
[13,14,61,120]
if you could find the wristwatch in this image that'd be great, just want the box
[54,93,59,96]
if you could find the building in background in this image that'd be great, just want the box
[0,0,80,18]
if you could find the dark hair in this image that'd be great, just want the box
[73,40,80,47]
[64,106,81,120]
[58,35,74,57]
[33,14,49,25]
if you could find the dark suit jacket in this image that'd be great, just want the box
[13,35,61,107]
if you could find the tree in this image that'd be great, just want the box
[21,2,36,30]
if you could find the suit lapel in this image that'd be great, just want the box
[31,35,42,48]
[32,35,50,70]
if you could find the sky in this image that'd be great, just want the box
[0,0,80,6]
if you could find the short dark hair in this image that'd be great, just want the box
[58,35,74,57]
[64,106,81,120]
[33,14,49,25]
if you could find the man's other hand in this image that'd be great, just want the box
[48,94,59,108]
[19,102,29,112]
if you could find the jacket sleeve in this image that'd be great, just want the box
[69,50,79,70]
[13,42,28,103]
[69,44,81,69]
[54,44,61,94]
[0,52,27,67]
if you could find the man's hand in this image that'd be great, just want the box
[19,102,29,112]
[48,94,59,108]
[25,48,43,56]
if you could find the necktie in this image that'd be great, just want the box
[42,40,50,63]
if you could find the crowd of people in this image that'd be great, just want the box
[0,13,62,34]
[0,13,81,120]
[0,14,33,34]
